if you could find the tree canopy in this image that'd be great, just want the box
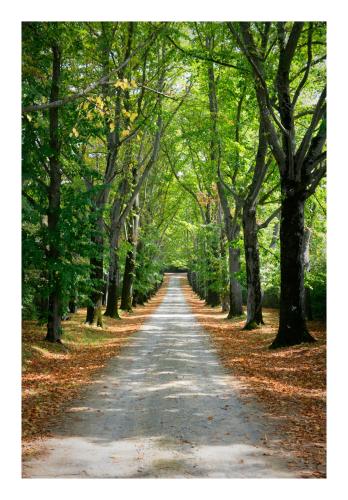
[22,21,326,347]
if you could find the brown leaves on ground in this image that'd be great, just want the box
[181,281,326,478]
[22,279,168,458]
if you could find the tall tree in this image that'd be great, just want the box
[85,22,134,326]
[231,22,326,347]
[45,40,62,342]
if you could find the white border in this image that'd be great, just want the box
[1,1,346,498]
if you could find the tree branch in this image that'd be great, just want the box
[164,146,206,223]
[305,161,326,199]
[292,23,313,108]
[231,22,286,170]
[166,34,246,72]
[295,85,326,170]
[257,206,281,230]
[22,26,164,114]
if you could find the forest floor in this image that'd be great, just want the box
[22,279,168,460]
[182,281,326,478]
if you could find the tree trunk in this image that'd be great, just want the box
[227,247,243,318]
[216,183,243,318]
[242,204,264,329]
[270,187,316,348]
[218,206,230,313]
[36,295,49,323]
[86,220,104,326]
[104,242,121,319]
[206,286,220,307]
[132,238,150,307]
[68,297,77,314]
[205,227,220,307]
[221,293,230,312]
[121,191,139,311]
[101,273,108,306]
[120,248,136,311]
[86,271,103,326]
[45,43,62,343]
[84,28,124,325]
[270,220,279,249]
[120,247,136,311]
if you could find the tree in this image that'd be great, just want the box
[45,40,62,341]
[231,22,326,347]
[22,21,326,349]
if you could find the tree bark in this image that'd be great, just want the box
[217,182,243,317]
[101,273,108,306]
[86,213,105,326]
[238,120,268,328]
[104,243,120,319]
[228,247,243,318]
[120,195,139,311]
[45,43,62,343]
[270,185,315,348]
[270,220,279,249]
[120,248,135,311]
[204,212,220,308]
[242,204,264,328]
[68,293,77,314]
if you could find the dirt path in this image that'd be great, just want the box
[23,274,299,478]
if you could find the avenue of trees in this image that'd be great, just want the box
[22,21,326,348]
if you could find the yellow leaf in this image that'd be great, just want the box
[116,80,125,90]
[26,114,32,122]
[129,112,138,123]
[72,127,79,137]
[95,96,104,109]
[115,78,131,90]
[109,122,115,132]
[130,79,137,88]
[120,129,130,139]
